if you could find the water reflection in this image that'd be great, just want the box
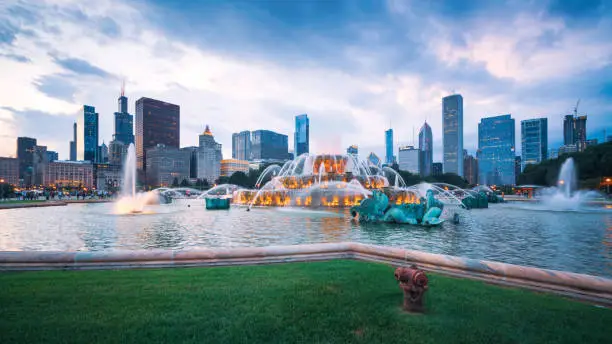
[0,202,610,278]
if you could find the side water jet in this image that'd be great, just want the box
[538,158,604,211]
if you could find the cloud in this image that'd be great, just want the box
[51,56,113,78]
[33,74,77,102]
[0,53,31,63]
[0,0,610,163]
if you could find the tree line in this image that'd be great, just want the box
[518,141,612,189]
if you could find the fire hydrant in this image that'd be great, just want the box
[394,265,429,313]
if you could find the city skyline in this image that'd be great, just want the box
[1,1,611,162]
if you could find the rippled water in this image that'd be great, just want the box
[1,202,611,277]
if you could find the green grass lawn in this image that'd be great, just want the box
[1,260,610,343]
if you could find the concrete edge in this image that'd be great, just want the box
[1,242,611,305]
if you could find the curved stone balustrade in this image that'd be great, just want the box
[1,242,611,306]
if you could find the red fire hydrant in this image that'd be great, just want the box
[394,265,429,313]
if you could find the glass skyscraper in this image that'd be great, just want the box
[443,94,463,176]
[251,130,289,160]
[385,129,394,164]
[418,121,433,177]
[294,114,309,157]
[521,118,547,171]
[77,105,99,162]
[232,131,251,161]
[135,97,180,181]
[477,114,516,185]
[114,86,134,145]
[17,137,37,186]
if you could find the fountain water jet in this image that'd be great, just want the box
[537,158,604,211]
[114,144,158,214]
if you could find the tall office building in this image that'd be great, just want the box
[251,130,289,161]
[145,144,190,187]
[432,162,443,176]
[514,156,521,184]
[294,114,309,157]
[521,118,548,171]
[463,151,478,185]
[477,114,516,185]
[418,121,433,177]
[197,125,223,184]
[69,122,77,161]
[347,145,358,156]
[17,137,37,186]
[108,140,127,166]
[77,105,99,162]
[398,146,419,174]
[114,85,134,146]
[232,131,251,161]
[46,151,59,162]
[385,129,394,164]
[0,157,19,185]
[442,94,463,176]
[135,97,180,182]
[98,142,109,164]
[32,145,48,185]
[367,152,381,166]
[563,114,588,151]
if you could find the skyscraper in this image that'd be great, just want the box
[98,142,109,164]
[521,118,548,171]
[294,114,309,157]
[442,94,463,176]
[418,121,433,177]
[477,114,516,185]
[114,84,134,145]
[367,152,381,166]
[563,114,588,151]
[46,151,59,162]
[563,115,574,146]
[398,146,419,174]
[251,130,289,160]
[232,131,251,161]
[432,162,443,176]
[77,105,99,162]
[69,122,77,161]
[197,125,223,183]
[385,129,394,164]
[17,137,37,186]
[463,151,478,185]
[135,97,180,181]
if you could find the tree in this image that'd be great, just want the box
[180,179,191,187]
[215,176,230,185]
[171,177,179,187]
[517,142,612,189]
[228,171,250,187]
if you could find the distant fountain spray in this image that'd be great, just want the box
[538,158,603,211]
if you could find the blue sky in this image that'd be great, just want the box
[0,0,611,161]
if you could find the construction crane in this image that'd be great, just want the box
[574,99,580,116]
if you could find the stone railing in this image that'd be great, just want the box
[1,242,611,306]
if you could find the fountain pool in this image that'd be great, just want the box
[0,201,610,278]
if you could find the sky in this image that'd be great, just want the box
[0,0,611,162]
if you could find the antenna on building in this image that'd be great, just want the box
[121,79,125,97]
